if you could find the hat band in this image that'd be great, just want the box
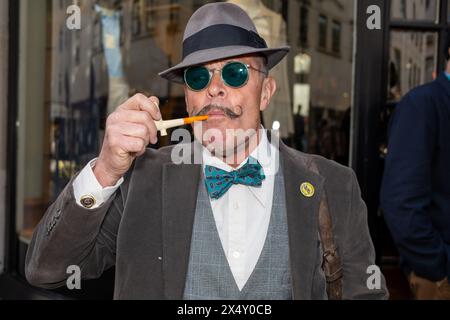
[182,24,268,60]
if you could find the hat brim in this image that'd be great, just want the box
[158,45,290,84]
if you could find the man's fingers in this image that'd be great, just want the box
[110,110,158,143]
[120,136,147,155]
[96,94,162,184]
[112,110,152,124]
[113,122,151,144]
[135,94,161,121]
[118,94,162,121]
[109,130,147,155]
[149,96,160,108]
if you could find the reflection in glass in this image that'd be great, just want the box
[298,4,309,47]
[381,30,438,163]
[391,0,437,22]
[16,0,356,241]
[331,20,342,54]
[388,31,438,102]
[289,0,354,164]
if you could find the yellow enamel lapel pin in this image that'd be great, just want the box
[300,182,315,198]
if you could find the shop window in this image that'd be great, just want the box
[400,0,407,18]
[388,31,438,102]
[391,0,438,22]
[15,0,355,250]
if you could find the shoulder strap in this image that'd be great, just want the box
[308,159,343,300]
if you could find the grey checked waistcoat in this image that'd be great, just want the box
[183,167,292,300]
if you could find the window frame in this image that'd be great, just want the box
[318,14,328,50]
[331,19,342,54]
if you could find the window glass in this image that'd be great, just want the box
[16,0,355,241]
[299,5,309,47]
[332,20,342,54]
[391,0,438,22]
[380,30,438,163]
[388,31,438,102]
[318,15,328,50]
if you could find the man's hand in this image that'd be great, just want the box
[409,272,450,300]
[94,94,161,187]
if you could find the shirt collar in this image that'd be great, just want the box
[247,130,276,207]
[445,72,450,81]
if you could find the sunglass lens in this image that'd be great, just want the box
[185,66,210,91]
[222,62,248,88]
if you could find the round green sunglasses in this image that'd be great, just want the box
[184,61,268,92]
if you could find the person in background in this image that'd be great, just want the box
[381,32,450,300]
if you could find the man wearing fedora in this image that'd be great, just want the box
[25,3,388,300]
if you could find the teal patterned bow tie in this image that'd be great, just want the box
[204,157,266,200]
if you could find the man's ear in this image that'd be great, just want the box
[260,76,277,112]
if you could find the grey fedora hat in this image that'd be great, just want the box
[158,2,290,84]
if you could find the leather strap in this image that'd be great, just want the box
[308,159,343,300]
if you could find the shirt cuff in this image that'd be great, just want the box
[73,159,124,210]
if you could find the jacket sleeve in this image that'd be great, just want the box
[25,175,126,289]
[341,170,389,299]
[380,93,447,281]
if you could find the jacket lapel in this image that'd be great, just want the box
[162,143,202,299]
[280,143,325,300]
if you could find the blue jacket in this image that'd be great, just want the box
[381,73,450,281]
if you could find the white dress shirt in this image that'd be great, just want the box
[73,129,279,290]
[73,159,123,210]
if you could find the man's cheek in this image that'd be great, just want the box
[186,104,197,116]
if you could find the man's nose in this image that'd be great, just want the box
[207,71,227,98]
